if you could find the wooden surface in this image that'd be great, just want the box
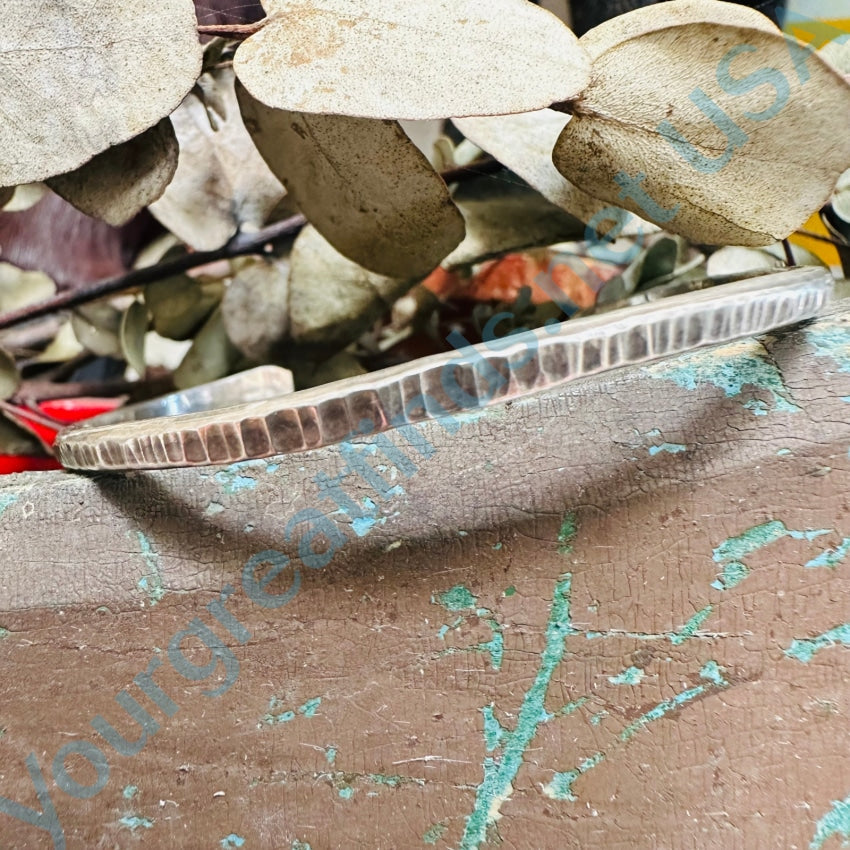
[2,304,850,849]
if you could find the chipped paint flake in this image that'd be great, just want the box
[806,537,850,569]
[811,794,850,849]
[785,624,850,663]
[437,585,477,612]
[558,511,577,555]
[220,835,246,849]
[481,704,507,752]
[122,785,139,800]
[0,493,17,520]
[608,666,644,686]
[644,340,799,414]
[298,697,321,717]
[805,320,850,374]
[648,442,688,456]
[119,815,154,831]
[214,461,260,494]
[423,822,447,844]
[134,531,165,606]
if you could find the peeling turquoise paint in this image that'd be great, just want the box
[298,697,321,717]
[492,542,503,551]
[338,786,354,799]
[558,512,577,555]
[649,443,687,456]
[777,448,793,456]
[785,624,850,663]
[423,822,447,844]
[0,493,17,520]
[134,532,165,606]
[805,322,850,374]
[437,586,477,612]
[544,769,580,801]
[711,561,750,591]
[590,711,608,726]
[713,521,830,564]
[806,537,850,569]
[214,462,259,494]
[220,835,246,848]
[119,816,153,831]
[503,585,515,597]
[122,785,138,800]
[205,501,225,517]
[555,697,589,717]
[459,574,576,849]
[608,666,644,686]
[644,341,799,414]
[811,794,850,849]
[669,606,713,645]
[482,704,508,752]
[291,842,313,850]
[325,747,337,766]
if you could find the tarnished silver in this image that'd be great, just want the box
[55,267,834,472]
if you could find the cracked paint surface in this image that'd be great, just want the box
[134,531,165,606]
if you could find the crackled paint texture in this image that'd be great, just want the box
[135,531,165,606]
[785,624,850,663]
[811,795,850,850]
[586,605,713,645]
[434,586,503,671]
[119,815,154,831]
[0,493,16,520]
[805,320,850,374]
[644,340,799,414]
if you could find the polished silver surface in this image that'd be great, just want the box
[55,267,835,471]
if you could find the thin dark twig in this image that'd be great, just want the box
[795,229,848,248]
[0,158,502,333]
[781,238,796,267]
[0,215,306,332]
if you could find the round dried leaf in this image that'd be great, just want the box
[0,0,202,185]
[173,307,242,390]
[0,263,55,313]
[71,303,122,358]
[145,275,220,340]
[222,257,290,361]
[237,85,465,277]
[0,347,20,401]
[1,184,48,212]
[289,225,413,347]
[150,68,287,251]
[120,300,150,376]
[47,120,179,227]
[552,0,850,245]
[234,0,590,120]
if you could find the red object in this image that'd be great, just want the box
[0,396,125,474]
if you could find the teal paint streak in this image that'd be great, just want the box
[608,666,644,685]
[805,322,850,374]
[437,586,477,612]
[711,561,750,591]
[785,624,850,663]
[292,842,313,850]
[811,795,850,849]
[621,685,706,742]
[298,697,321,717]
[119,816,154,831]
[481,704,507,752]
[590,711,608,726]
[555,697,589,718]
[777,448,793,456]
[713,521,829,563]
[338,786,354,799]
[459,574,576,849]
[325,747,337,765]
[122,785,138,800]
[806,537,850,568]
[220,836,246,848]
[700,660,726,686]
[423,823,447,845]
[544,770,580,801]
[670,606,713,645]
[0,493,17,520]
[644,342,799,414]
[558,512,577,554]
[135,532,165,605]
[649,443,687,456]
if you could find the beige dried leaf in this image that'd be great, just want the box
[47,120,179,227]
[120,300,150,376]
[71,304,122,358]
[453,111,653,237]
[0,264,56,313]
[552,0,850,246]
[1,184,48,212]
[150,68,287,251]
[234,0,590,120]
[174,307,242,389]
[0,0,202,185]
[0,347,20,401]
[145,275,220,340]
[237,84,465,277]
[221,257,290,361]
[288,225,414,347]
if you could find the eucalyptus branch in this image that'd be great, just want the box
[197,21,267,39]
[0,158,502,333]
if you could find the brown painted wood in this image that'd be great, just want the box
[2,305,850,849]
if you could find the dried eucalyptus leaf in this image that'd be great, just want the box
[443,179,586,268]
[0,347,20,401]
[145,275,220,340]
[289,225,413,347]
[2,184,48,212]
[0,263,56,313]
[0,416,40,456]
[454,111,649,238]
[706,245,781,277]
[149,68,287,251]
[120,301,150,376]
[237,84,465,277]
[37,321,84,364]
[221,257,290,361]
[173,307,242,389]
[0,0,202,185]
[47,120,179,227]
[71,303,122,358]
[235,0,590,120]
[552,0,850,246]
